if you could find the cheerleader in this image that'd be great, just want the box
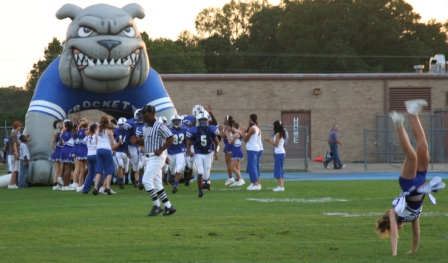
[228,122,245,186]
[376,99,445,256]
[80,123,97,194]
[75,119,89,192]
[59,120,75,190]
[239,114,261,190]
[50,120,63,190]
[263,120,286,192]
[221,115,235,186]
[70,123,79,189]
[93,116,119,195]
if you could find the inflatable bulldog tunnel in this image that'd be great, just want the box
[20,3,176,185]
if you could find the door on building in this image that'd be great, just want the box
[281,111,310,159]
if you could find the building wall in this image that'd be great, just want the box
[162,74,448,162]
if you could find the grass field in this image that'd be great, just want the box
[0,177,447,263]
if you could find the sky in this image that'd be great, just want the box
[0,0,447,88]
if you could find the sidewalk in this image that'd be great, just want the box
[210,157,448,173]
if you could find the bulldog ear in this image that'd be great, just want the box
[122,3,145,19]
[56,4,82,20]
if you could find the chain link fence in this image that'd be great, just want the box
[363,113,446,170]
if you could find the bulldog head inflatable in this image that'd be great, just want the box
[57,3,149,93]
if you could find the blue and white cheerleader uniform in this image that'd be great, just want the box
[59,131,74,164]
[230,131,243,161]
[76,128,88,160]
[49,132,62,162]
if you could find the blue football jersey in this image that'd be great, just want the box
[126,118,146,147]
[186,125,218,154]
[113,127,131,152]
[182,115,195,128]
[168,127,187,155]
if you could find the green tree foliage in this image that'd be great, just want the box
[142,32,206,73]
[195,0,269,43]
[0,86,31,128]
[195,0,271,73]
[276,0,448,73]
[25,38,63,95]
[246,5,286,72]
[199,34,235,73]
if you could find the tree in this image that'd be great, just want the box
[275,0,448,73]
[0,86,31,127]
[198,34,235,73]
[142,32,206,74]
[25,38,63,95]
[195,0,269,43]
[246,5,286,72]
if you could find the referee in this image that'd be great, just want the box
[130,105,176,216]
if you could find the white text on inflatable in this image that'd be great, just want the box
[68,100,137,114]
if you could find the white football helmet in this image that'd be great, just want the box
[134,109,143,123]
[117,117,127,129]
[117,117,127,125]
[192,105,205,117]
[170,114,183,128]
[196,112,209,128]
[158,116,168,125]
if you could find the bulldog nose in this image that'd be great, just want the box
[97,40,121,51]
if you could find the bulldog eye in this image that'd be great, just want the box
[122,26,135,37]
[78,27,94,37]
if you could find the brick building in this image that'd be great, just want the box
[161,73,448,163]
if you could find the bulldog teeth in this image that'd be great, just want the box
[123,58,131,67]
[74,50,139,67]
[88,59,95,67]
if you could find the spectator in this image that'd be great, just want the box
[323,124,345,169]
[18,135,31,188]
[2,137,9,168]
[8,121,22,189]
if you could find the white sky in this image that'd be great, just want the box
[0,0,446,87]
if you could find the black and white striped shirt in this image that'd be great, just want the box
[143,120,173,153]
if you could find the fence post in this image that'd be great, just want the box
[430,114,434,171]
[364,128,367,171]
[305,126,309,171]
